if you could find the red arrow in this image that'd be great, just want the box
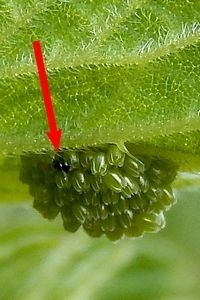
[32,40,62,151]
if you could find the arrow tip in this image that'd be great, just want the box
[46,129,62,151]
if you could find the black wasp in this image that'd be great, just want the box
[52,154,70,174]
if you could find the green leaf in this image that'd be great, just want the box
[1,0,200,171]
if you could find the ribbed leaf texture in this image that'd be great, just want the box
[0,0,200,172]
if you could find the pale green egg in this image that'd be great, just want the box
[91,152,108,176]
[107,144,125,167]
[103,169,124,192]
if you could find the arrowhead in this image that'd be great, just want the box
[46,129,62,151]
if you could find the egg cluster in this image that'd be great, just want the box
[19,144,178,241]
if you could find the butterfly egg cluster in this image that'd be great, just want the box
[19,144,178,241]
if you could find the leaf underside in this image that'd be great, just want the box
[1,3,200,297]
[0,0,200,170]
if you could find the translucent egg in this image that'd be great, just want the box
[150,187,176,212]
[122,175,140,198]
[99,204,109,220]
[123,155,145,177]
[145,188,158,203]
[61,206,81,232]
[82,190,93,206]
[69,151,80,169]
[147,160,177,187]
[101,215,116,232]
[55,171,70,189]
[119,211,132,228]
[107,144,125,167]
[91,152,108,176]
[72,203,87,223]
[54,189,65,207]
[66,189,78,202]
[33,189,59,220]
[103,169,125,193]
[79,150,93,169]
[106,226,124,241]
[101,189,119,204]
[118,197,129,213]
[161,188,176,207]
[148,167,163,186]
[71,170,90,193]
[89,205,100,220]
[124,224,144,238]
[129,194,149,211]
[135,212,166,233]
[138,174,149,193]
[90,192,101,206]
[90,175,102,192]
[83,191,100,206]
[112,197,129,214]
[33,185,50,204]
[83,219,102,237]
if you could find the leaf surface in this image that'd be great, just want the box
[1,1,200,169]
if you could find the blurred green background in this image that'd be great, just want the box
[0,157,199,300]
